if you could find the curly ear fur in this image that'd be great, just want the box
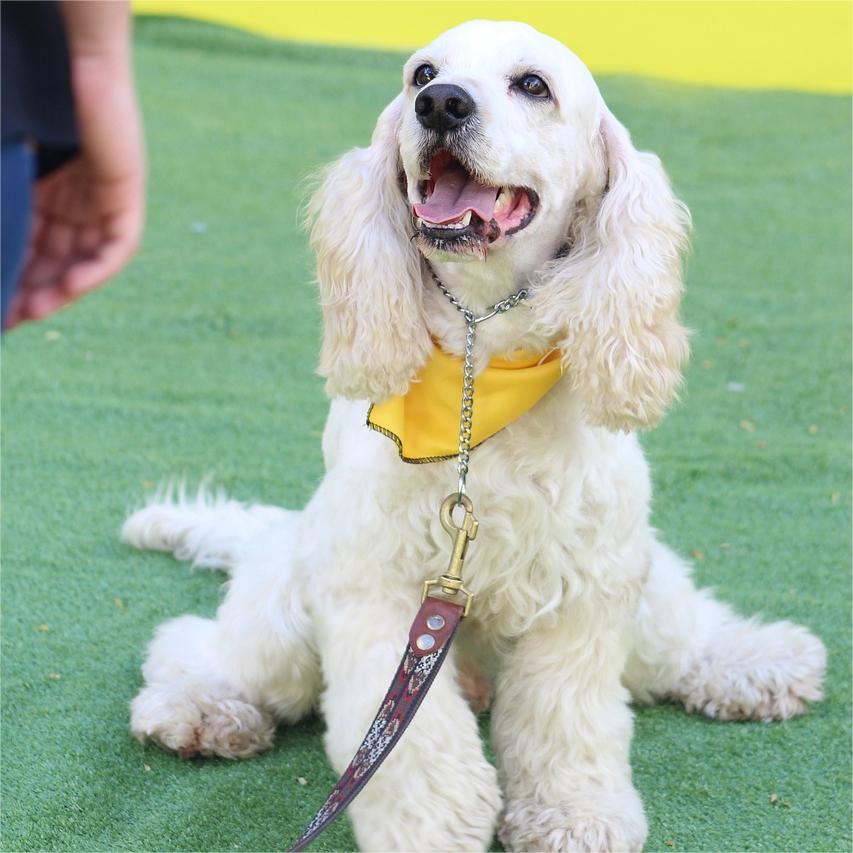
[307,95,431,402]
[532,108,691,431]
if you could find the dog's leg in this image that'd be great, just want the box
[316,596,502,852]
[624,541,826,721]
[131,615,279,759]
[493,605,647,853]
[131,535,321,758]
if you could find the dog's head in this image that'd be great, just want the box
[309,20,690,431]
[399,21,600,267]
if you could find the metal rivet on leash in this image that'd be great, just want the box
[415,634,436,651]
[288,266,530,852]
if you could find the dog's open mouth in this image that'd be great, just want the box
[412,151,538,253]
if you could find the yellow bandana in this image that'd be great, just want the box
[367,344,563,463]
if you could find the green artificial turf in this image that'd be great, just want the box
[2,17,850,853]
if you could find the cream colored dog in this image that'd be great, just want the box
[124,21,826,852]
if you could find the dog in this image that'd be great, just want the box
[124,20,826,852]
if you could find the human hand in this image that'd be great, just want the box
[6,4,145,330]
[6,149,144,328]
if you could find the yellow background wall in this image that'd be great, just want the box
[134,1,851,94]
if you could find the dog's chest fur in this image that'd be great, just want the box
[311,382,652,640]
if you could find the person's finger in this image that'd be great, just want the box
[40,218,76,261]
[4,292,26,329]
[30,211,48,253]
[62,213,141,296]
[18,252,65,292]
[22,286,70,321]
[61,243,127,296]
[75,224,101,257]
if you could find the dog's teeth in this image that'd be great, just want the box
[423,211,472,231]
[494,188,513,215]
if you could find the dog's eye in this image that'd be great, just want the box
[413,64,438,87]
[517,74,550,99]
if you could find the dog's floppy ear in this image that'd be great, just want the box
[307,94,432,402]
[532,107,691,431]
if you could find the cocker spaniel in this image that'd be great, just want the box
[124,20,826,852]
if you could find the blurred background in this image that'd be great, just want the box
[2,3,850,852]
[135,0,852,93]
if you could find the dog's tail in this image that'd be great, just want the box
[121,481,296,574]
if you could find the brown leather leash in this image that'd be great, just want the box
[289,596,465,851]
[289,495,477,851]
[289,274,528,851]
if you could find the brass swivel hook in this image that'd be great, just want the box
[422,493,478,617]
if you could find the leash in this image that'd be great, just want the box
[288,268,529,851]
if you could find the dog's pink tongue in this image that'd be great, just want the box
[414,164,499,224]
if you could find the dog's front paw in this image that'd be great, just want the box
[500,792,647,853]
[131,684,275,759]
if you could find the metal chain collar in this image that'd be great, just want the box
[427,265,530,498]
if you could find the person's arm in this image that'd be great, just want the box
[7,0,145,328]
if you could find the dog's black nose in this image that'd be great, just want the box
[415,84,475,133]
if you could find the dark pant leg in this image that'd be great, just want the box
[1,141,35,328]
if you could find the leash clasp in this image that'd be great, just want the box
[422,493,478,617]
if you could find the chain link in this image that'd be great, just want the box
[457,313,475,495]
[427,265,530,499]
